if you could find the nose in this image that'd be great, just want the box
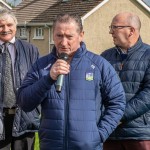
[109,28,113,34]
[61,37,68,46]
[2,25,9,32]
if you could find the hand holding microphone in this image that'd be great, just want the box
[50,53,69,92]
[56,53,69,92]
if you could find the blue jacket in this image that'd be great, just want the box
[0,39,40,140]
[101,37,150,140]
[17,42,125,150]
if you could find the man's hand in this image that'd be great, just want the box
[50,59,70,80]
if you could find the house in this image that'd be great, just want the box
[0,0,12,9]
[12,0,150,56]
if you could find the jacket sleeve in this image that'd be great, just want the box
[17,61,55,112]
[29,44,39,64]
[121,62,150,122]
[97,58,126,142]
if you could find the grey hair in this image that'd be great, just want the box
[53,13,83,33]
[0,8,18,25]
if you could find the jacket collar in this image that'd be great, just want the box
[51,42,87,60]
[116,36,143,55]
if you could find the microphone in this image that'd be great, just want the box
[56,53,69,92]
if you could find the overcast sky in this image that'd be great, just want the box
[6,0,22,6]
[143,0,150,6]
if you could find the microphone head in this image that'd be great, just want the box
[59,53,69,61]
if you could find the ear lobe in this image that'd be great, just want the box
[129,32,133,36]
[79,31,84,42]
[129,27,135,36]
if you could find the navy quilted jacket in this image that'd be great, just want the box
[101,37,150,140]
[0,39,40,140]
[17,42,125,150]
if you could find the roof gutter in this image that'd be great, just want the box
[136,0,150,13]
[17,22,53,27]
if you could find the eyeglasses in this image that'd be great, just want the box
[109,25,131,30]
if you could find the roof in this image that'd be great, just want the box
[13,0,150,26]
[12,0,104,25]
[12,0,58,25]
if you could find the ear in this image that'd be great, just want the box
[79,31,84,42]
[129,27,135,37]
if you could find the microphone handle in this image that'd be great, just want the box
[56,74,64,92]
[56,52,69,92]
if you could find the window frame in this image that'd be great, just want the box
[19,27,27,38]
[33,27,44,39]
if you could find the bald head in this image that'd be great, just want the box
[109,12,141,50]
[113,12,141,31]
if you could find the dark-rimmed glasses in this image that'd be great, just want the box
[109,25,131,30]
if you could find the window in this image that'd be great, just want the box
[49,29,54,52]
[20,28,27,38]
[34,27,44,39]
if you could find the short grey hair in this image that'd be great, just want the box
[53,13,83,33]
[0,8,18,25]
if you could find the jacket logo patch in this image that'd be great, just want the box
[86,72,94,81]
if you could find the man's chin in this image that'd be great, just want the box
[0,36,13,42]
[113,40,118,45]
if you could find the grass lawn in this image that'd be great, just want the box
[34,132,40,150]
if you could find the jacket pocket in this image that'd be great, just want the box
[143,111,150,125]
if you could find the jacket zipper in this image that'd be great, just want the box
[64,73,70,150]
[120,62,124,70]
